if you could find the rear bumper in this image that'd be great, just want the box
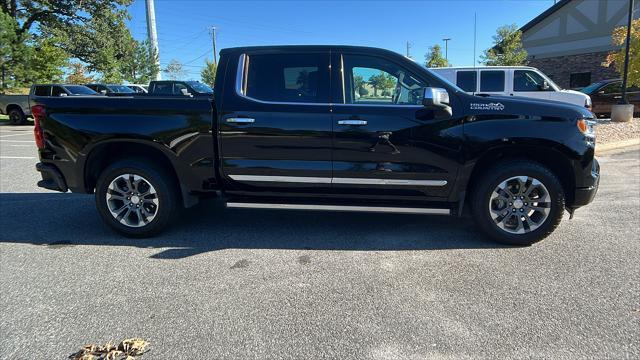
[36,162,68,192]
[570,158,599,208]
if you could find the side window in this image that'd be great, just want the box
[244,53,329,103]
[456,71,477,92]
[52,86,66,97]
[480,71,505,92]
[154,83,173,95]
[514,70,549,92]
[33,86,50,96]
[569,72,591,89]
[173,83,188,95]
[342,54,427,105]
[601,82,622,94]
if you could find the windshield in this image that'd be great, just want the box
[107,85,135,93]
[580,81,607,94]
[186,81,213,94]
[65,85,97,95]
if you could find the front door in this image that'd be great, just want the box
[511,69,552,101]
[331,52,462,201]
[220,51,333,197]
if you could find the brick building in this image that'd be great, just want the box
[521,0,639,89]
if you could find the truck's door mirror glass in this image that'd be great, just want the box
[342,54,427,105]
[456,71,477,92]
[480,70,505,92]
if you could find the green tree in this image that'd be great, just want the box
[66,62,94,84]
[1,0,134,86]
[353,74,369,96]
[481,24,528,66]
[200,59,217,88]
[368,72,395,97]
[425,44,449,68]
[121,40,159,84]
[164,59,186,80]
[605,19,640,87]
[0,11,29,90]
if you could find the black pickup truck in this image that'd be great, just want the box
[31,46,599,245]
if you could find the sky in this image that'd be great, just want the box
[126,0,557,80]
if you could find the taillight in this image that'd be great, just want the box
[31,105,45,149]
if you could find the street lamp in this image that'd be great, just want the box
[442,38,451,65]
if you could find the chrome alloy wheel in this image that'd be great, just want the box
[488,176,551,234]
[106,174,159,227]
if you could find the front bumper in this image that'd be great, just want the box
[36,162,68,192]
[571,158,599,208]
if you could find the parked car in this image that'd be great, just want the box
[85,83,136,96]
[579,79,640,118]
[32,45,599,245]
[147,80,213,97]
[0,84,97,124]
[431,66,592,110]
[126,84,148,93]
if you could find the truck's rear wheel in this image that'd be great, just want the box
[471,161,565,245]
[95,160,177,237]
[8,108,26,125]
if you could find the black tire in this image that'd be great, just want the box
[95,159,178,237]
[8,108,26,125]
[471,160,565,246]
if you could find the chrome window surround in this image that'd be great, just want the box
[228,175,447,187]
[234,53,424,108]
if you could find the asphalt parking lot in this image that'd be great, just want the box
[0,123,638,359]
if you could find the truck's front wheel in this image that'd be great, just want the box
[95,160,177,237]
[471,161,565,245]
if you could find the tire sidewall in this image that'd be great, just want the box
[95,160,177,237]
[8,109,25,125]
[473,161,565,245]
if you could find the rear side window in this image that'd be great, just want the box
[244,53,329,103]
[480,71,505,92]
[33,86,50,96]
[153,83,173,95]
[456,71,477,92]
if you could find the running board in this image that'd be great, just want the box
[226,202,450,215]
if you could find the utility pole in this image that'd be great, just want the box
[210,26,218,66]
[145,0,161,80]
[620,0,634,104]
[406,41,412,58]
[442,38,451,64]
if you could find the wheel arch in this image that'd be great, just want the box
[460,143,576,206]
[82,139,196,208]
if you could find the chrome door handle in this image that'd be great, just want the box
[226,117,255,123]
[338,120,367,126]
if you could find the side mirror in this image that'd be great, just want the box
[180,88,192,97]
[538,80,550,91]
[100,90,107,95]
[59,93,68,97]
[422,87,452,116]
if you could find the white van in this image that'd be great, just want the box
[431,66,592,109]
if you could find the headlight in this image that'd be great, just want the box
[577,118,596,143]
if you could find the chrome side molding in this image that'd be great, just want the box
[226,202,450,215]
[228,175,447,187]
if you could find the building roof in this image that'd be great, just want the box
[520,0,571,33]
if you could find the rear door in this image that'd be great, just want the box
[219,50,333,196]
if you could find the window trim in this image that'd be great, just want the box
[235,53,331,106]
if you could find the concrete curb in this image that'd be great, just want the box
[596,138,640,155]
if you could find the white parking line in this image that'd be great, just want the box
[0,133,34,138]
[7,144,33,147]
[0,140,34,143]
[0,156,36,159]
